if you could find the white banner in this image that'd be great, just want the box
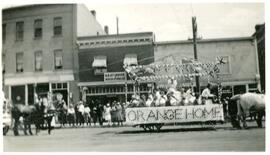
[125,104,224,125]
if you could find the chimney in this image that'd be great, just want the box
[104,26,109,35]
[90,10,96,18]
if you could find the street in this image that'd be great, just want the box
[3,121,265,152]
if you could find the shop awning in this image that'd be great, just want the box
[4,71,75,86]
[124,54,138,66]
[92,56,107,67]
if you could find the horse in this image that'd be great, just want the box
[229,92,265,129]
[11,102,55,136]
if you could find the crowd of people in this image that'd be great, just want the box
[64,100,126,127]
[127,83,220,108]
[12,78,229,128]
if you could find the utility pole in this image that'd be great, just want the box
[116,16,119,35]
[192,16,200,94]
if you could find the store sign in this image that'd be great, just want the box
[125,105,224,125]
[104,72,126,82]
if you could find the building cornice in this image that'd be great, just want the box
[77,32,154,49]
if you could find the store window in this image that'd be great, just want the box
[233,85,246,95]
[51,82,68,104]
[16,52,23,72]
[248,83,258,93]
[16,21,24,41]
[34,19,42,38]
[11,85,25,104]
[54,49,63,69]
[35,51,43,71]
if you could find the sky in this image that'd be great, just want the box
[87,3,264,41]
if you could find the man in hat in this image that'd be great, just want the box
[77,101,85,126]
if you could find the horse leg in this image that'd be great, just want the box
[13,118,19,136]
[23,118,28,135]
[35,120,40,135]
[28,122,33,135]
[256,112,263,128]
[48,116,53,134]
[242,114,247,129]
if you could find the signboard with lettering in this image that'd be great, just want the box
[104,72,126,82]
[125,105,224,125]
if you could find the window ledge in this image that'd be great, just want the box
[33,37,42,40]
[15,39,23,42]
[53,35,63,38]
[54,68,63,71]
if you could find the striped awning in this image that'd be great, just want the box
[92,56,107,67]
[124,54,138,66]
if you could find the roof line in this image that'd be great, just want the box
[156,36,255,45]
[77,32,154,40]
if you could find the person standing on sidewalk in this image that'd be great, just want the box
[97,104,104,126]
[104,103,112,127]
[77,101,85,126]
[115,102,123,126]
[84,104,91,126]
[67,104,76,127]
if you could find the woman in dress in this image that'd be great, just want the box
[115,102,123,126]
[104,103,112,127]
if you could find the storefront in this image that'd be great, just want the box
[78,71,153,106]
[5,72,75,105]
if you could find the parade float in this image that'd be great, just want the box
[123,57,228,131]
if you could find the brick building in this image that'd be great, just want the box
[77,32,155,105]
[253,23,265,92]
[2,4,105,105]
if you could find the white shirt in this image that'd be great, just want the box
[67,108,75,114]
[78,104,84,113]
[201,88,214,98]
[84,107,90,113]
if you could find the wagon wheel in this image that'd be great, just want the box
[204,122,216,129]
[145,125,155,132]
[141,125,147,131]
[155,123,164,132]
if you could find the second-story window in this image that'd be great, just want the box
[92,56,107,75]
[35,51,43,71]
[54,17,62,36]
[16,21,24,41]
[2,24,6,43]
[16,52,23,72]
[54,50,63,70]
[34,19,42,38]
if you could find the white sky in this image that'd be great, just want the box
[0,2,265,41]
[87,3,264,41]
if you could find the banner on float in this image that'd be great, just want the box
[125,105,224,125]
